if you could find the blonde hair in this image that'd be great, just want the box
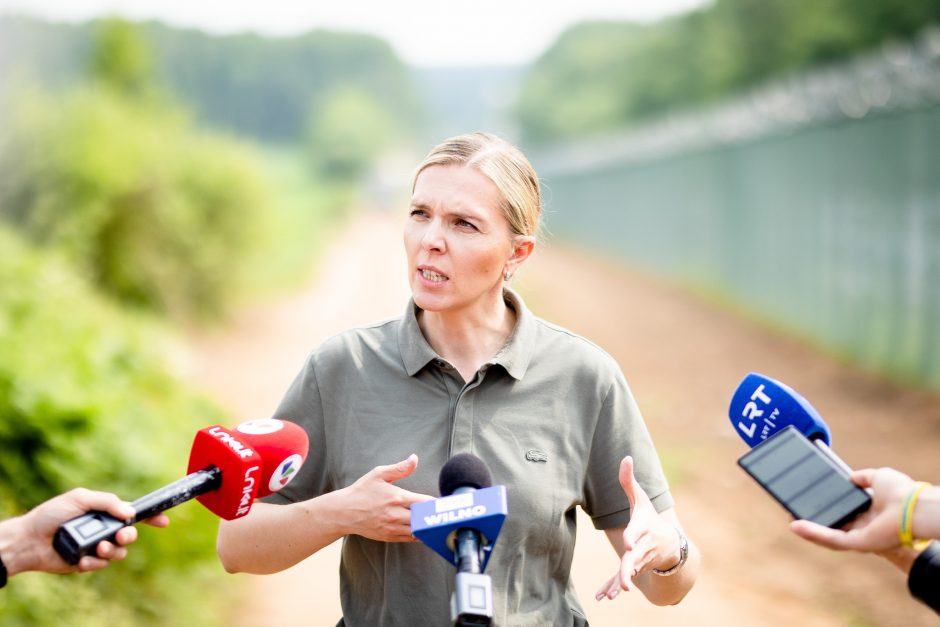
[413,132,541,239]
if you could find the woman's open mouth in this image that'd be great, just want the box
[418,266,449,284]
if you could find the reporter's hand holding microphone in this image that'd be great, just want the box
[729,372,940,615]
[1,417,308,589]
[0,489,168,582]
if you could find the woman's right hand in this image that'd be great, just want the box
[217,454,434,574]
[337,454,434,542]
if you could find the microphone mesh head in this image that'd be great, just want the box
[439,453,492,496]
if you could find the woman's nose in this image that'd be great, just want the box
[422,220,445,252]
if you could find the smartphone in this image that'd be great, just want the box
[737,425,872,528]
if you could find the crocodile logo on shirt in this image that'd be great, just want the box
[525,449,548,463]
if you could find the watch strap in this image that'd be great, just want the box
[652,527,688,576]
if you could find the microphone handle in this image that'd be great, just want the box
[131,465,222,522]
[811,439,853,475]
[453,530,492,626]
[455,527,482,575]
[52,466,222,565]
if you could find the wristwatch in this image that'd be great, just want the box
[652,527,689,576]
[0,551,8,588]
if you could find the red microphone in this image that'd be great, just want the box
[187,418,309,519]
[53,418,309,565]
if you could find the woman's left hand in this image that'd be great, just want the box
[595,456,681,600]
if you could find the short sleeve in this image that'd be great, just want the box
[583,370,673,529]
[261,353,332,505]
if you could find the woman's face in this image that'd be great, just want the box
[404,164,522,315]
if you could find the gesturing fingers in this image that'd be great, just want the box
[597,543,648,601]
[371,454,419,483]
[595,572,621,600]
[619,456,638,507]
[343,454,435,543]
[619,533,657,588]
[619,455,656,514]
[398,488,436,506]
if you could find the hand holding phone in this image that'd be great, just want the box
[737,426,872,528]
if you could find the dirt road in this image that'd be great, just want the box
[187,210,940,626]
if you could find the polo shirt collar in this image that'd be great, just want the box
[398,288,536,380]
[399,300,440,377]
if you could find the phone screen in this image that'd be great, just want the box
[737,426,872,528]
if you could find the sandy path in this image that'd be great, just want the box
[186,210,410,625]
[186,210,940,626]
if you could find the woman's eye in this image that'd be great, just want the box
[457,219,477,230]
[409,209,427,218]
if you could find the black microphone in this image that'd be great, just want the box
[439,453,495,626]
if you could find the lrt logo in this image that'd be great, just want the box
[268,454,303,493]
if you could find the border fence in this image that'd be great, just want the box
[534,27,940,390]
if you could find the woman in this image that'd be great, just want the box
[217,132,700,625]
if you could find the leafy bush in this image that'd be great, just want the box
[0,83,270,320]
[0,227,232,626]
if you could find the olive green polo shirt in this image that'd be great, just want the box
[264,289,673,627]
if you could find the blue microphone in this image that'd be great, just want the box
[729,372,832,447]
[410,454,507,627]
[729,372,850,473]
[730,374,872,526]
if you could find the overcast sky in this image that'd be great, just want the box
[0,0,708,66]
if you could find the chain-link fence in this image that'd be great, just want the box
[534,27,940,389]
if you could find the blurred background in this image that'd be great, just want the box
[0,1,938,625]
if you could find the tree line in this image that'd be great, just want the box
[515,0,940,145]
[0,15,418,146]
[5,2,936,151]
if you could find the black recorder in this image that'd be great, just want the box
[737,426,872,528]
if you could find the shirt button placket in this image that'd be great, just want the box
[451,368,490,455]
[451,391,473,455]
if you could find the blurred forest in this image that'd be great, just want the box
[0,16,419,626]
[516,0,940,145]
[0,16,419,144]
[0,17,422,316]
[0,0,938,624]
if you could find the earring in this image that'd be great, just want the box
[504,270,512,281]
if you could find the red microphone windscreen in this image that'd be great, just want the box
[186,419,308,520]
[187,425,264,520]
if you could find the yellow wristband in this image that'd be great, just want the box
[899,482,931,549]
